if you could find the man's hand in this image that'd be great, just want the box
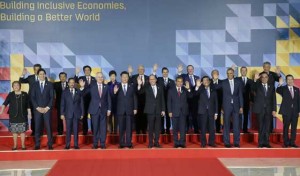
[196,79,202,88]
[107,111,111,117]
[152,63,158,73]
[43,107,50,114]
[75,67,81,75]
[275,66,281,75]
[254,72,260,82]
[169,113,172,118]
[80,116,83,120]
[177,64,183,74]
[161,111,165,117]
[272,111,276,117]
[113,85,119,94]
[239,108,243,114]
[184,81,190,90]
[278,77,284,86]
[60,115,65,120]
[22,68,28,76]
[79,79,85,88]
[231,64,237,71]
[36,107,43,113]
[128,65,133,75]
[137,77,143,86]
[214,114,218,120]
[134,110,137,115]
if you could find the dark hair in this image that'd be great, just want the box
[227,68,234,73]
[161,67,169,73]
[259,72,269,77]
[83,65,92,72]
[109,70,117,77]
[187,65,194,69]
[176,76,183,81]
[12,81,21,88]
[286,74,294,80]
[68,78,75,82]
[120,71,129,77]
[59,72,67,77]
[33,64,42,68]
[240,66,247,71]
[149,74,157,79]
[263,61,271,66]
[201,76,210,82]
[37,68,46,75]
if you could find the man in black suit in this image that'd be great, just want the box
[214,68,243,148]
[107,70,119,134]
[60,78,84,150]
[130,65,149,134]
[80,72,112,149]
[30,69,54,150]
[183,65,200,134]
[138,75,165,148]
[252,72,277,148]
[114,71,138,148]
[276,75,300,148]
[211,69,223,133]
[237,66,253,133]
[260,61,282,133]
[74,65,96,135]
[194,76,218,148]
[157,67,175,134]
[54,72,68,135]
[19,64,46,136]
[168,76,192,148]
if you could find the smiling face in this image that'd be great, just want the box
[187,65,194,75]
[68,79,75,89]
[202,77,210,87]
[260,73,269,84]
[138,65,145,75]
[149,75,156,86]
[96,72,104,84]
[12,82,21,92]
[176,77,183,87]
[263,63,271,72]
[240,67,247,77]
[38,70,46,81]
[227,69,234,80]
[286,76,294,87]
[162,69,169,78]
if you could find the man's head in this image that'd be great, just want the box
[260,72,269,84]
[227,68,235,80]
[59,72,67,82]
[187,65,194,75]
[95,72,104,84]
[175,76,184,87]
[162,67,169,78]
[211,69,219,80]
[37,68,46,81]
[83,65,92,76]
[286,74,294,87]
[33,64,42,75]
[201,76,211,87]
[120,71,129,84]
[240,66,247,77]
[137,65,145,75]
[149,74,157,86]
[68,78,75,89]
[263,61,271,72]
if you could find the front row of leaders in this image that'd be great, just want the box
[1,67,299,150]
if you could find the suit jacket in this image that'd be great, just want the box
[138,84,165,115]
[194,86,218,116]
[215,78,243,112]
[114,83,138,116]
[260,71,280,86]
[19,74,48,95]
[130,74,149,111]
[251,82,277,114]
[167,86,192,117]
[237,77,253,108]
[30,81,54,110]
[276,85,300,116]
[107,81,119,113]
[211,79,223,109]
[74,75,96,108]
[183,74,199,88]
[83,83,112,115]
[54,81,68,109]
[60,88,84,119]
[157,77,175,112]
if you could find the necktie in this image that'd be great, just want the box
[71,89,74,99]
[62,82,66,90]
[263,84,267,96]
[87,77,90,85]
[190,75,195,86]
[230,80,234,94]
[152,86,156,98]
[290,87,294,99]
[98,84,102,98]
[206,88,210,98]
[123,85,127,96]
[140,75,143,85]
[243,77,246,85]
[164,78,168,87]
[177,87,181,97]
[40,82,44,93]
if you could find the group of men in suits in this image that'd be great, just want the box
[18,61,299,149]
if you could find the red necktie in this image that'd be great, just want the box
[177,87,180,97]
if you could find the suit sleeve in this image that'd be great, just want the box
[2,93,11,106]
[239,83,244,109]
[276,85,284,95]
[80,93,84,116]
[167,90,172,113]
[272,72,281,82]
[60,91,65,116]
[161,89,165,112]
[31,84,38,109]
[19,76,29,84]
[107,89,112,112]
[47,83,54,109]
[215,92,219,114]
[272,87,277,112]
[74,75,80,83]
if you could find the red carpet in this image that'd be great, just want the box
[47,158,233,176]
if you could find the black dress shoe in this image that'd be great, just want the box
[290,144,299,148]
[216,131,222,134]
[100,145,106,149]
[265,144,272,148]
[201,144,206,148]
[74,146,80,149]
[258,145,263,148]
[209,144,216,147]
[128,145,134,149]
[22,147,26,150]
[174,145,179,148]
[166,130,170,134]
[34,146,40,150]
[64,146,70,150]
[243,130,250,134]
[225,144,232,148]
[154,143,161,148]
[180,145,186,148]
[48,146,53,150]
[234,144,240,148]
[12,147,17,151]
[148,145,153,148]
[57,132,63,135]
[118,145,124,149]
[92,145,98,149]
[282,144,289,148]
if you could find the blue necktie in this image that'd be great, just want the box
[40,82,44,93]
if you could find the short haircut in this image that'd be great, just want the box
[286,74,294,80]
[11,81,21,88]
[176,76,183,81]
[109,70,117,76]
[187,65,194,69]
[33,64,42,68]
[259,72,269,77]
[263,61,271,66]
[120,71,129,77]
[59,72,67,77]
[83,65,92,72]
[37,68,46,75]
[211,69,219,75]
[227,68,234,73]
[201,76,210,82]
[240,66,247,71]
[161,67,169,73]
[149,74,157,79]
[68,78,75,82]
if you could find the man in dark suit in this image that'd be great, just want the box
[74,65,96,135]
[237,66,253,133]
[183,65,200,134]
[276,75,300,148]
[252,72,277,148]
[19,64,46,136]
[168,76,192,148]
[215,68,243,148]
[194,76,218,148]
[107,70,119,134]
[211,69,223,133]
[261,61,282,133]
[30,68,54,150]
[54,72,68,135]
[157,67,175,134]
[138,75,165,148]
[60,78,84,150]
[114,71,138,148]
[130,65,149,134]
[80,72,112,149]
